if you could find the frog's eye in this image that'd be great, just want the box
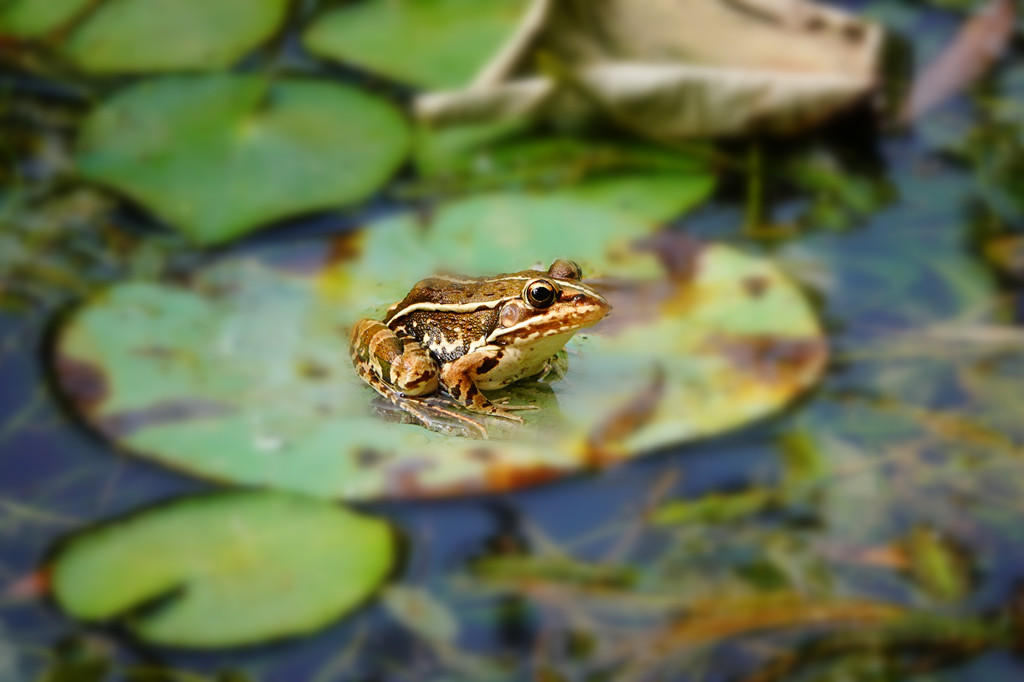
[548,259,582,281]
[524,279,557,309]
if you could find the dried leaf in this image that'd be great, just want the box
[900,0,1016,123]
[381,585,460,645]
[3,569,52,599]
[652,593,904,649]
[417,0,883,138]
[849,544,912,571]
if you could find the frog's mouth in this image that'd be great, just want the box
[559,289,611,328]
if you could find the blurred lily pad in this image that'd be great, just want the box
[304,0,528,88]
[415,124,718,223]
[76,75,409,244]
[63,0,288,73]
[52,491,394,647]
[0,0,89,37]
[55,195,825,500]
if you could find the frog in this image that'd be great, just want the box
[349,259,611,438]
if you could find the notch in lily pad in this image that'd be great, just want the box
[50,491,396,647]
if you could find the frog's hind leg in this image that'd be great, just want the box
[350,319,439,396]
[350,319,488,438]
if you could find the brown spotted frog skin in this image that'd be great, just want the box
[350,259,610,438]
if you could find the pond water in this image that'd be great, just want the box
[3,0,1024,680]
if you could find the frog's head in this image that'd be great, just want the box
[488,259,610,347]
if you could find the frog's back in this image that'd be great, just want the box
[383,272,531,324]
[383,274,521,364]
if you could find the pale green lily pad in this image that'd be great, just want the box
[415,124,718,224]
[76,75,410,245]
[0,0,90,37]
[52,491,394,647]
[55,195,826,500]
[63,0,288,73]
[304,0,528,89]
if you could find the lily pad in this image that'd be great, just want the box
[0,0,90,37]
[51,491,394,647]
[304,0,528,88]
[415,124,718,223]
[54,195,826,500]
[62,0,289,73]
[76,74,410,244]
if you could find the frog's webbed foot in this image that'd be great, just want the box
[490,396,541,412]
[370,388,491,439]
[419,394,535,436]
[480,406,528,424]
[411,395,491,439]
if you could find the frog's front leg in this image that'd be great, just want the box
[349,319,439,397]
[533,350,569,383]
[440,350,538,423]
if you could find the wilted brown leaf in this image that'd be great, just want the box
[4,569,51,599]
[652,593,904,649]
[610,593,906,679]
[849,544,912,570]
[418,0,883,138]
[900,0,1016,123]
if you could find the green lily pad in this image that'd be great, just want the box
[51,491,394,647]
[304,0,528,88]
[0,0,90,37]
[76,75,409,245]
[54,195,826,500]
[415,126,718,223]
[62,0,288,73]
